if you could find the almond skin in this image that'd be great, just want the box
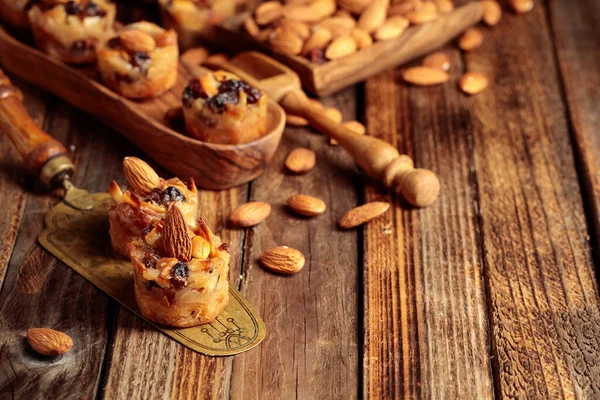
[27,328,73,356]
[230,201,272,227]
[423,51,450,71]
[402,67,449,86]
[339,202,390,228]
[458,28,484,51]
[337,0,371,14]
[123,157,161,195]
[325,36,357,60]
[260,246,305,274]
[459,72,489,95]
[287,194,327,216]
[255,1,283,25]
[269,28,304,55]
[119,30,156,53]
[302,28,333,55]
[285,148,316,173]
[282,0,337,23]
[316,16,356,38]
[163,205,192,261]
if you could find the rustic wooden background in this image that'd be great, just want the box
[1,0,599,399]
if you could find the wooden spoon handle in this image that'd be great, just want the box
[0,69,74,187]
[280,89,440,207]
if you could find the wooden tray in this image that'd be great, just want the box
[0,27,286,190]
[218,2,483,97]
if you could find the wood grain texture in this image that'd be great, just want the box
[362,64,493,398]
[229,87,360,399]
[548,0,600,251]
[463,5,600,399]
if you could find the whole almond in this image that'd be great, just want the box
[244,17,261,38]
[163,205,192,261]
[388,1,415,17]
[436,0,454,13]
[302,28,333,55]
[286,114,309,126]
[374,16,409,41]
[337,0,370,14]
[260,246,305,274]
[402,66,449,86]
[123,157,161,195]
[339,202,390,228]
[278,19,311,40]
[407,3,439,24]
[482,1,502,26]
[510,0,534,14]
[357,0,389,33]
[255,1,283,25]
[458,28,484,51]
[282,0,336,23]
[269,28,304,55]
[230,201,271,227]
[285,147,316,173]
[324,107,343,123]
[27,328,73,356]
[351,28,373,49]
[288,194,327,216]
[325,36,357,59]
[459,72,488,95]
[316,17,356,38]
[119,30,156,53]
[423,51,450,71]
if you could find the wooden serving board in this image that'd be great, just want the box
[0,26,286,190]
[218,2,483,96]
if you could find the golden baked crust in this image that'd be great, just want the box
[130,218,230,328]
[0,0,31,28]
[28,0,116,64]
[182,70,268,144]
[97,21,179,99]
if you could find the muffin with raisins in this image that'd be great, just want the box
[182,70,268,144]
[0,0,31,28]
[28,0,116,64]
[97,21,178,99]
[129,206,229,327]
[158,0,235,50]
[108,157,198,258]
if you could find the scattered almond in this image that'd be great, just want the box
[285,147,316,173]
[119,30,156,53]
[351,28,373,49]
[302,28,333,55]
[316,16,356,38]
[287,194,327,216]
[282,0,337,23]
[510,0,534,14]
[400,169,440,207]
[339,202,390,228]
[325,36,357,59]
[482,1,502,26]
[357,0,389,33]
[402,66,449,86]
[407,3,439,24]
[163,205,192,261]
[374,16,409,41]
[230,201,272,227]
[458,28,484,51]
[269,28,304,55]
[423,51,450,71]
[27,328,73,356]
[286,114,309,126]
[337,0,370,14]
[123,157,160,195]
[278,18,311,40]
[260,246,305,274]
[255,1,283,25]
[459,72,488,95]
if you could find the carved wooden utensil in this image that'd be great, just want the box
[182,51,440,207]
[0,69,266,356]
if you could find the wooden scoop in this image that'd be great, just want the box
[182,51,440,207]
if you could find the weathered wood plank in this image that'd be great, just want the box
[0,97,130,398]
[548,0,600,251]
[362,62,494,397]
[228,87,360,400]
[463,5,600,399]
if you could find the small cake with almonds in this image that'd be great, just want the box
[108,157,198,258]
[97,21,178,99]
[0,0,31,28]
[158,0,236,49]
[129,205,230,327]
[182,70,268,144]
[28,0,116,64]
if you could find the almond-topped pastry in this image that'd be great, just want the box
[108,157,198,258]
[28,0,116,64]
[129,205,230,327]
[158,0,236,49]
[0,0,31,28]
[182,70,268,144]
[97,21,179,99]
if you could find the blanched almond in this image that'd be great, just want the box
[255,1,283,25]
[27,328,73,356]
[357,0,389,33]
[123,157,161,195]
[459,72,488,95]
[230,201,272,227]
[325,36,357,59]
[260,246,305,274]
[316,16,356,38]
[119,30,156,53]
[302,28,332,55]
[287,194,327,216]
[351,28,373,49]
[510,0,534,14]
[423,51,450,71]
[269,28,304,55]
[163,205,192,261]
[458,28,483,51]
[402,66,449,86]
[374,16,409,41]
[285,147,316,173]
[482,1,502,26]
[339,202,390,228]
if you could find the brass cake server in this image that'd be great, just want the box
[0,69,265,356]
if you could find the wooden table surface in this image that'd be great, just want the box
[1,1,599,399]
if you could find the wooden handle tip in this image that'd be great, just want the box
[400,169,440,208]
